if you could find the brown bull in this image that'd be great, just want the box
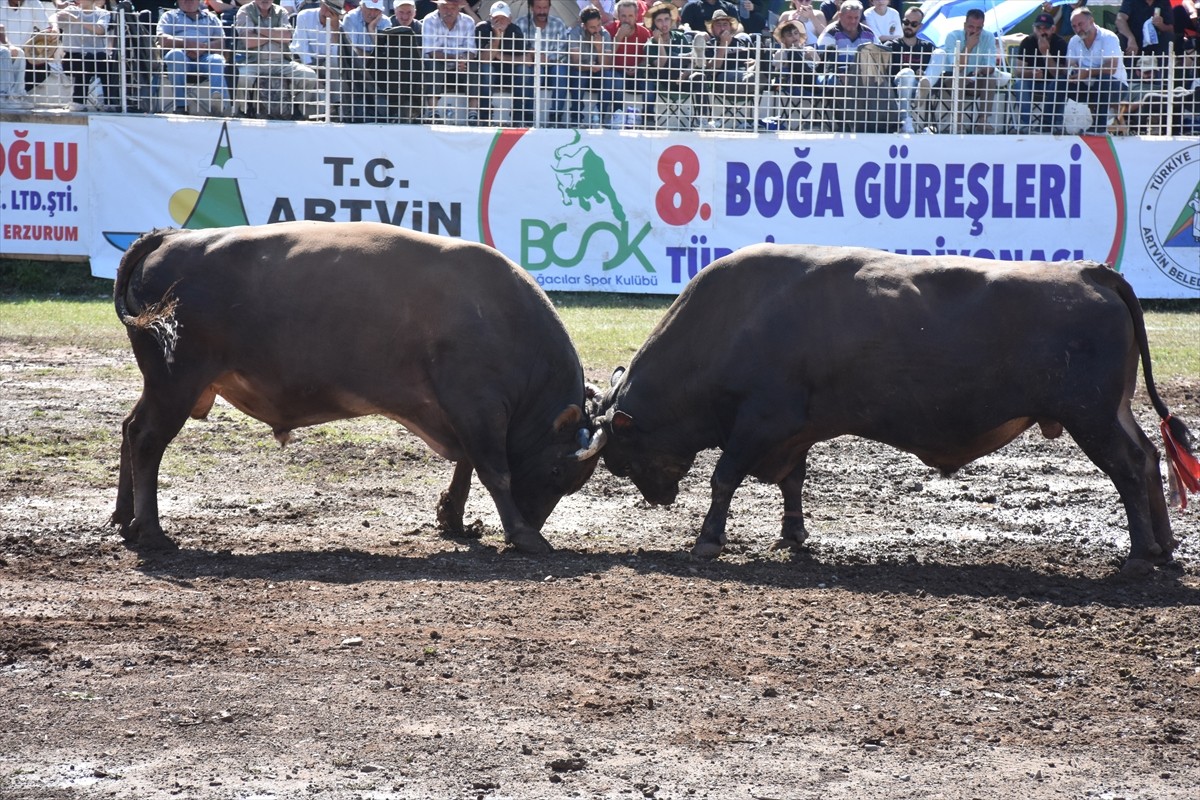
[113,221,599,553]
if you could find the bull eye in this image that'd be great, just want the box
[551,466,562,478]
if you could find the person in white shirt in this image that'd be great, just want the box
[422,0,479,121]
[0,0,57,105]
[1065,6,1127,133]
[861,0,899,43]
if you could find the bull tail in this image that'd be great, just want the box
[114,228,184,366]
[1094,264,1200,505]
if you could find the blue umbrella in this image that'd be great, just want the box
[917,0,1073,47]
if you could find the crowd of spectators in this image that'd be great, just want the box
[0,0,1197,134]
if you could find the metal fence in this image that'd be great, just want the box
[13,10,1200,137]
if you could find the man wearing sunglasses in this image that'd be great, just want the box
[1013,11,1066,134]
[886,6,934,132]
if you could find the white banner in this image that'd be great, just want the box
[0,119,89,258]
[30,116,1200,298]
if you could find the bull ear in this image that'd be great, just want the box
[553,404,584,433]
[612,410,634,434]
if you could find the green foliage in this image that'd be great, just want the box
[0,259,112,296]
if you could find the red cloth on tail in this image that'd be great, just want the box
[1161,416,1200,510]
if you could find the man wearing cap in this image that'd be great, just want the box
[1066,5,1127,133]
[477,0,533,123]
[422,0,480,122]
[341,0,393,120]
[234,0,318,118]
[158,0,230,115]
[643,0,690,111]
[516,0,570,125]
[680,0,736,34]
[1013,11,1067,134]
[688,7,752,126]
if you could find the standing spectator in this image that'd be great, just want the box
[516,0,569,125]
[777,0,826,42]
[234,0,317,118]
[568,5,616,125]
[680,0,735,34]
[642,0,690,107]
[158,0,230,115]
[605,0,648,100]
[861,0,897,43]
[1013,11,1067,134]
[1116,0,1173,56]
[343,0,392,121]
[422,0,479,122]
[886,5,934,132]
[1066,5,1127,133]
[55,0,116,111]
[0,0,58,101]
[734,0,769,36]
[941,7,1001,132]
[476,0,531,123]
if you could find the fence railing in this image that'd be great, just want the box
[12,11,1199,138]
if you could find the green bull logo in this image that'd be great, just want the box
[521,133,653,272]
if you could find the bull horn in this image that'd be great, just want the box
[574,427,608,461]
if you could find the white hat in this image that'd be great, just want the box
[395,0,415,5]
[490,0,511,17]
[361,0,384,9]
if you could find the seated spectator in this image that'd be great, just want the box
[0,0,59,105]
[688,8,753,126]
[422,0,479,123]
[605,0,648,103]
[1116,0,1173,57]
[375,0,424,121]
[886,6,935,132]
[1171,0,1198,54]
[861,0,898,43]
[1066,5,1127,133]
[778,0,827,42]
[342,0,393,121]
[569,5,618,125]
[815,0,874,83]
[158,0,230,115]
[941,7,1002,133]
[643,0,691,107]
[476,0,532,123]
[771,17,818,99]
[1013,12,1066,134]
[680,0,736,34]
[516,0,570,126]
[578,0,615,26]
[55,0,117,111]
[234,0,317,118]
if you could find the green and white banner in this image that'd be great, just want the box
[4,115,1198,297]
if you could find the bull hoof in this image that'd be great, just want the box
[509,533,553,555]
[1118,558,1155,579]
[690,540,724,560]
[134,525,179,553]
[111,515,137,543]
[770,537,806,553]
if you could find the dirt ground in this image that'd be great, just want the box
[1,341,1198,800]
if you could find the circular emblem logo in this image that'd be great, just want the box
[1138,144,1200,291]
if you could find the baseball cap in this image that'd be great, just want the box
[490,0,511,16]
[1033,12,1055,28]
[361,0,384,8]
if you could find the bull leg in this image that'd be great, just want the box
[111,402,140,541]
[122,388,198,552]
[469,453,552,554]
[772,455,810,552]
[1125,412,1177,558]
[692,446,765,559]
[1067,413,1166,575]
[436,460,473,535]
